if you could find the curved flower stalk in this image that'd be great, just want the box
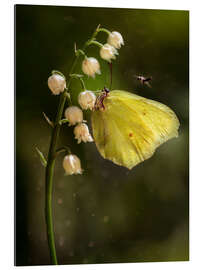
[35,24,124,265]
[42,26,102,265]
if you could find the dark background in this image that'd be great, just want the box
[15,5,189,266]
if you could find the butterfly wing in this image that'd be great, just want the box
[91,90,179,169]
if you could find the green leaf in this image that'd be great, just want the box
[43,112,54,128]
[36,147,47,167]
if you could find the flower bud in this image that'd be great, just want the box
[64,106,83,126]
[107,31,124,49]
[78,90,96,110]
[100,44,118,62]
[74,123,93,144]
[63,154,83,175]
[82,57,101,78]
[48,74,66,95]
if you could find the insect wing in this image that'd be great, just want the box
[91,90,179,169]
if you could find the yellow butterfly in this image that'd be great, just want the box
[91,88,180,169]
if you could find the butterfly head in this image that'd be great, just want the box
[103,87,110,94]
[94,87,110,111]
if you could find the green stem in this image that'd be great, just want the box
[79,77,86,90]
[97,27,111,35]
[44,25,100,265]
[69,74,86,90]
[87,40,103,48]
[45,92,66,265]
[75,49,86,57]
[54,146,72,157]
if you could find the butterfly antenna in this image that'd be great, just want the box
[108,62,113,90]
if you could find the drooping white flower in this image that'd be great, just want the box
[100,43,118,62]
[78,90,96,110]
[63,154,83,175]
[107,31,124,49]
[82,57,101,78]
[48,74,66,95]
[74,123,93,144]
[64,106,83,126]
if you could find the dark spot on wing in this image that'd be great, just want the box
[129,133,133,137]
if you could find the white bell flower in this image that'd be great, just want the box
[48,74,66,95]
[64,106,83,126]
[107,31,124,49]
[100,43,118,62]
[82,57,101,78]
[74,123,93,144]
[63,154,83,175]
[78,90,96,110]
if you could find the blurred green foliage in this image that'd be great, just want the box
[15,5,189,266]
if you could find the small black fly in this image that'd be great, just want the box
[135,75,152,88]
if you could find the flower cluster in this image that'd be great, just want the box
[46,26,124,175]
[81,29,124,77]
[61,90,96,174]
[64,105,93,142]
